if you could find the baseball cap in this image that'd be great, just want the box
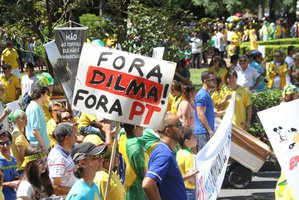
[71,142,106,162]
[83,134,104,146]
[282,84,298,98]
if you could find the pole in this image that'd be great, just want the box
[104,121,120,200]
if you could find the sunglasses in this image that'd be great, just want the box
[207,78,216,82]
[90,154,103,160]
[239,60,247,62]
[0,140,12,147]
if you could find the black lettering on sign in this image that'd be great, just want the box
[97,52,113,66]
[147,64,162,83]
[73,89,88,106]
[113,56,125,70]
[109,99,122,116]
[126,80,146,97]
[129,58,145,77]
[89,70,105,85]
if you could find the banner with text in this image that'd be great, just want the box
[72,43,176,129]
[44,27,87,104]
[196,94,235,200]
[258,99,299,199]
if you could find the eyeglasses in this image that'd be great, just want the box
[0,140,12,147]
[239,60,247,62]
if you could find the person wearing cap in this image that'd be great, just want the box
[47,122,78,196]
[66,142,106,200]
[290,52,299,86]
[267,50,288,90]
[9,109,29,170]
[142,113,187,200]
[281,83,298,103]
[250,50,266,91]
[1,41,21,78]
[0,130,20,200]
[25,84,50,150]
[0,63,21,103]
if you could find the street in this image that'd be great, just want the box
[218,171,280,200]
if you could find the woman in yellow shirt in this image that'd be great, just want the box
[9,109,29,170]
[208,55,227,83]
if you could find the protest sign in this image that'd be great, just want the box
[72,43,176,129]
[258,99,299,199]
[195,94,235,200]
[152,47,165,60]
[44,26,87,104]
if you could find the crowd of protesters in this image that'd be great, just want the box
[0,15,298,199]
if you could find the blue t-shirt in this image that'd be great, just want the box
[0,154,18,200]
[66,179,102,200]
[194,88,215,134]
[250,60,265,91]
[25,101,50,149]
[145,143,187,200]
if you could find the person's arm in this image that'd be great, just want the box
[0,108,11,124]
[142,177,161,200]
[51,177,71,196]
[250,75,262,91]
[15,88,21,100]
[245,105,252,130]
[2,180,20,188]
[16,145,26,165]
[182,169,198,181]
[196,106,213,137]
[101,121,113,145]
[32,128,46,150]
[180,102,189,127]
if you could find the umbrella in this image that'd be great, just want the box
[226,16,240,22]
[234,12,243,17]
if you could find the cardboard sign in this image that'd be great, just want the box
[72,43,176,129]
[258,99,299,199]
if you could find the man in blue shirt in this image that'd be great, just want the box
[194,71,216,151]
[143,114,189,200]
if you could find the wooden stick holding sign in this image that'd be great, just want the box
[104,121,120,200]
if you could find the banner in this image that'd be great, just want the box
[72,43,176,129]
[258,99,299,199]
[44,27,88,104]
[195,94,235,200]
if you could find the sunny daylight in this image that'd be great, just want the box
[0,0,299,200]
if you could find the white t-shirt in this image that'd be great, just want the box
[235,65,260,90]
[17,180,33,199]
[190,37,203,54]
[21,74,38,96]
[0,102,9,132]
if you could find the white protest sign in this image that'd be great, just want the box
[196,94,235,200]
[72,43,176,129]
[152,47,165,60]
[258,99,299,199]
[258,45,266,58]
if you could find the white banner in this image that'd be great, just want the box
[152,47,165,60]
[72,43,176,129]
[258,99,299,199]
[195,94,235,200]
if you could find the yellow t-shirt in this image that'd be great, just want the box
[167,93,174,112]
[42,96,52,122]
[275,172,294,200]
[176,148,195,189]
[0,74,20,103]
[11,128,30,170]
[78,113,97,129]
[208,67,227,83]
[224,87,252,129]
[47,118,57,148]
[1,48,19,70]
[0,186,4,200]
[94,169,126,200]
[170,95,182,115]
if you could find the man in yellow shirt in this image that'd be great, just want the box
[1,41,21,78]
[78,113,106,141]
[94,147,126,200]
[0,64,21,103]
